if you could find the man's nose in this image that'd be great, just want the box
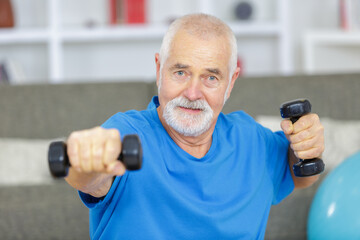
[183,78,203,101]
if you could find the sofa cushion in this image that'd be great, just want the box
[0,182,89,240]
[0,138,89,239]
[0,82,154,139]
[0,138,56,186]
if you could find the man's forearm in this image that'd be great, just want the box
[65,169,114,198]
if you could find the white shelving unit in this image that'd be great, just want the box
[0,0,292,84]
[0,28,49,44]
[304,31,360,74]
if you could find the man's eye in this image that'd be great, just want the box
[176,71,185,76]
[204,75,219,87]
[209,76,217,81]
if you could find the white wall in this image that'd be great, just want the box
[289,0,341,74]
[3,0,358,83]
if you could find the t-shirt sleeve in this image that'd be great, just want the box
[78,174,128,239]
[258,125,295,205]
[78,174,126,208]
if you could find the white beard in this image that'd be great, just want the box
[163,96,214,137]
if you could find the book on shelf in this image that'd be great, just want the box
[109,0,118,25]
[339,0,360,31]
[109,0,146,25]
[125,0,146,24]
[116,0,125,24]
[0,0,15,28]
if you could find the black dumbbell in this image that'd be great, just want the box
[280,99,325,177]
[48,134,143,178]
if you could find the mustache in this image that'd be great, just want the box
[170,97,211,111]
[163,96,214,137]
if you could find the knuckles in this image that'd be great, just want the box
[280,120,293,135]
[287,113,325,158]
[66,127,121,174]
[92,147,104,159]
[108,129,120,139]
[310,113,320,123]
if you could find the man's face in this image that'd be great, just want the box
[156,30,238,137]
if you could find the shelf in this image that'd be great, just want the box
[59,22,281,43]
[304,31,360,73]
[61,24,167,43]
[0,21,282,45]
[305,31,360,46]
[230,22,282,36]
[0,0,291,83]
[0,28,49,44]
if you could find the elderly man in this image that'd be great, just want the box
[65,14,324,239]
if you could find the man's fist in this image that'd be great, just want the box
[66,127,126,176]
[280,113,325,160]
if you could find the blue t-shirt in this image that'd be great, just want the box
[79,96,294,240]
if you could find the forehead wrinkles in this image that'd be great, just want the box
[170,29,229,51]
[168,32,231,69]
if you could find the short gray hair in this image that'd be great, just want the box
[158,13,238,89]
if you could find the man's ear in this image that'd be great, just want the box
[155,53,161,87]
[226,67,240,100]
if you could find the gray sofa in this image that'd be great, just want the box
[1,73,359,239]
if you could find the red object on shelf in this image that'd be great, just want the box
[0,0,15,28]
[109,0,117,25]
[125,0,146,24]
[339,0,348,30]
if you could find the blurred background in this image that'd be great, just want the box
[0,0,360,84]
[1,1,360,239]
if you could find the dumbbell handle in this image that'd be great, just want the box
[280,99,325,177]
[48,134,142,178]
